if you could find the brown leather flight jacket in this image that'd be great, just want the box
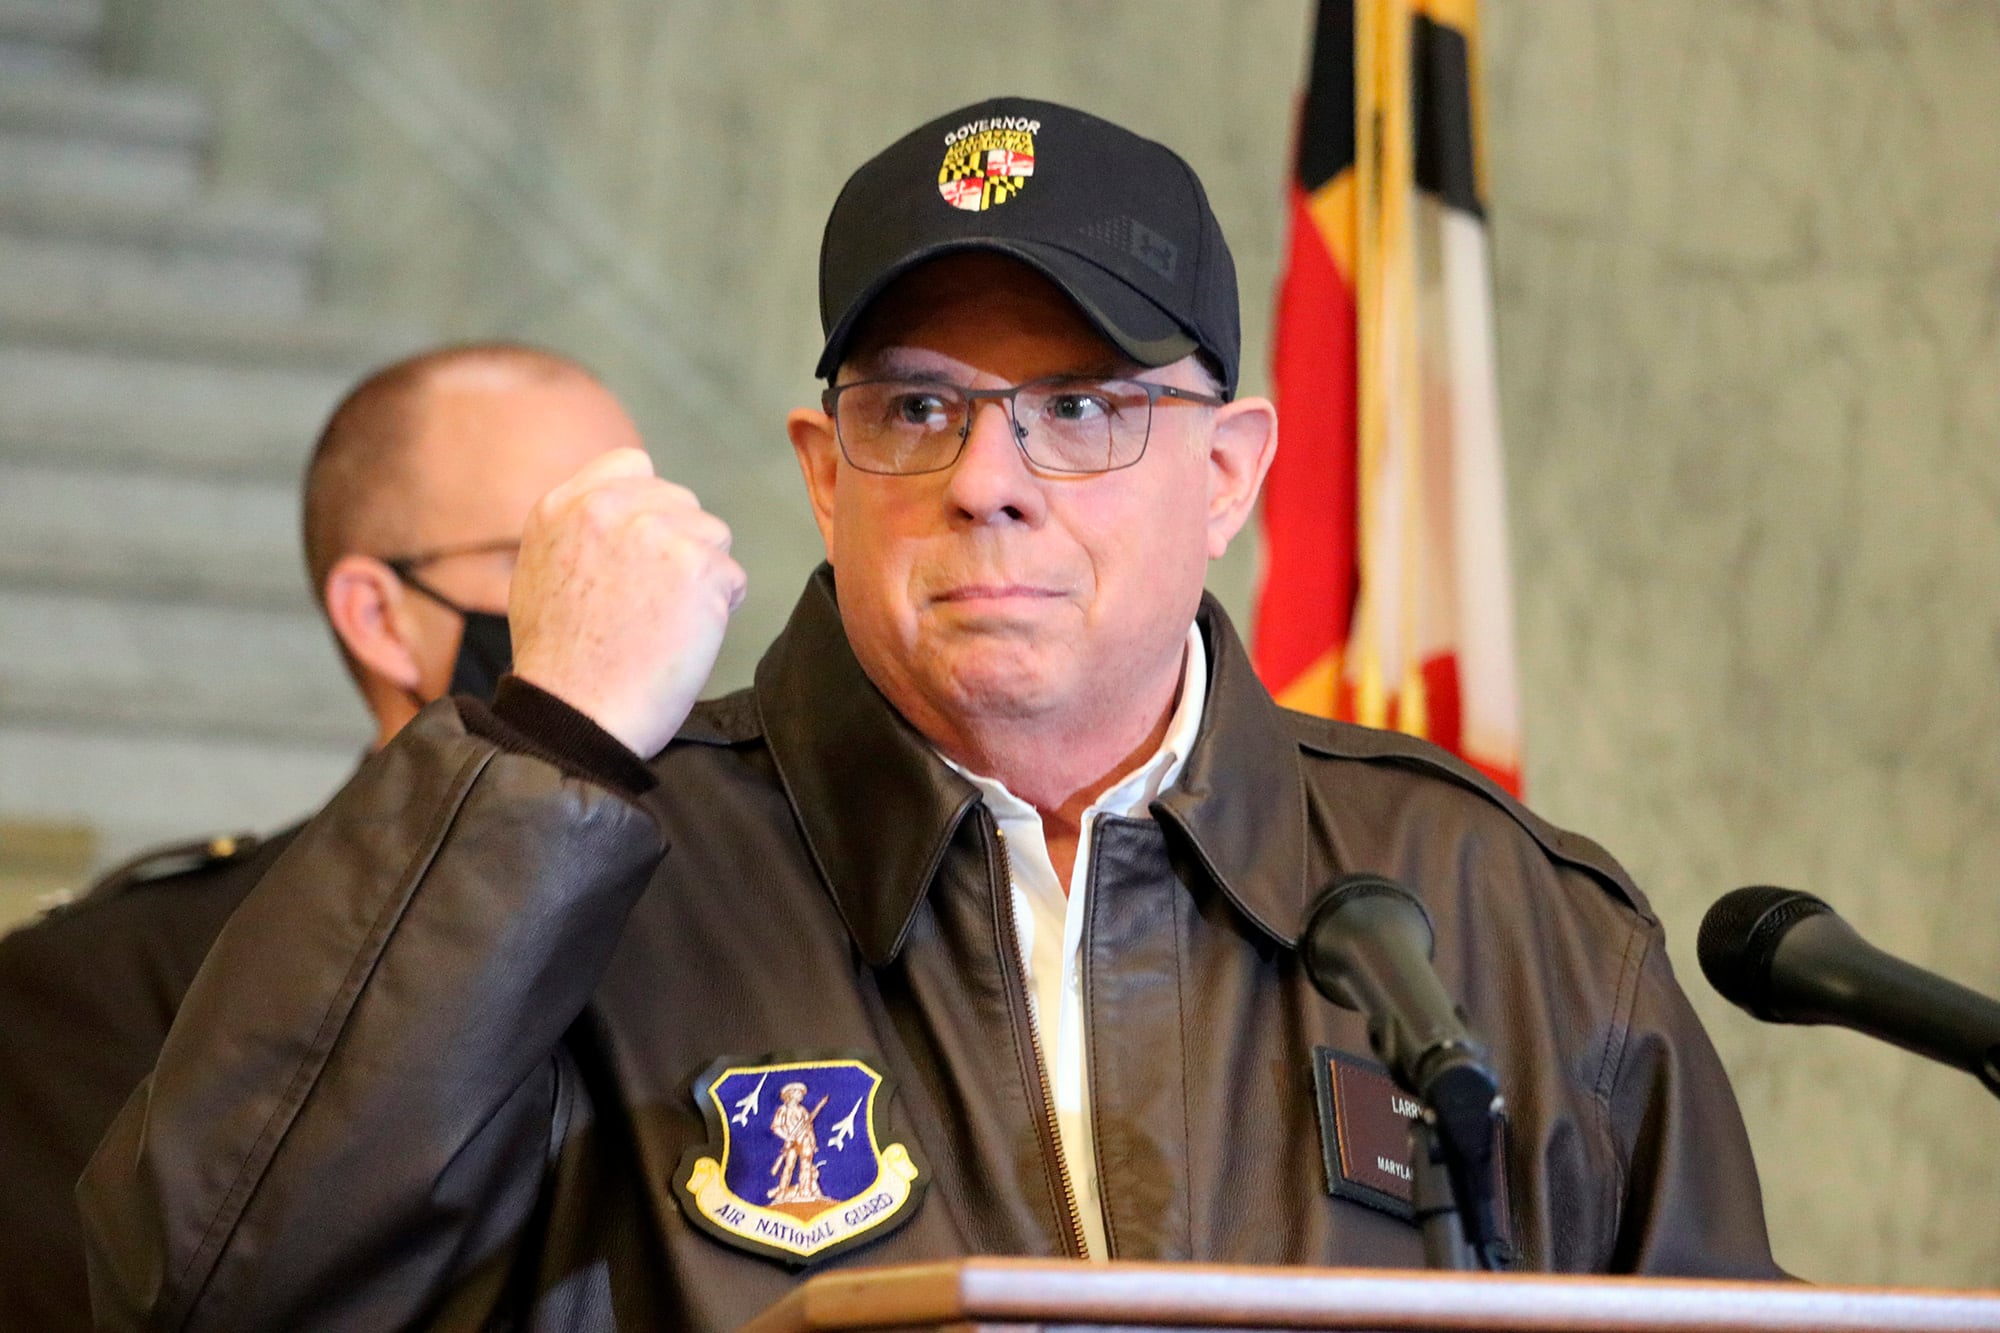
[81,570,1779,1330]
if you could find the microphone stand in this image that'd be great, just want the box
[1404,1060,1511,1273]
[1296,875,1512,1272]
[1411,1116,1477,1271]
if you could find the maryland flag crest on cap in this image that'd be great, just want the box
[937,114,1039,211]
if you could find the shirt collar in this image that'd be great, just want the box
[942,621,1209,824]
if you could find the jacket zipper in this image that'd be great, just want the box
[990,820,1092,1259]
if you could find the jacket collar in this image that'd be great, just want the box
[756,567,982,967]
[755,566,1308,964]
[1150,595,1309,949]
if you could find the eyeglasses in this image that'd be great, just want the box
[821,375,1226,476]
[379,538,520,612]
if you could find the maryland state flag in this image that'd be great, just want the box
[1254,0,1523,794]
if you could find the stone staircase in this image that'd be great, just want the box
[0,0,430,923]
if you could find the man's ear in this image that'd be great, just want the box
[1204,394,1278,559]
[323,555,422,692]
[786,406,841,558]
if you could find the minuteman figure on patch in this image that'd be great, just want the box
[767,1083,828,1205]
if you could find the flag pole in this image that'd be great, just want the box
[1353,0,1421,733]
[1352,0,1387,729]
[1384,0,1430,740]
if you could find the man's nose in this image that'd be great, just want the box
[943,400,1043,523]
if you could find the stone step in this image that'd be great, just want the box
[0,187,322,318]
[0,720,355,883]
[0,586,367,747]
[0,67,206,149]
[0,186,321,261]
[0,70,207,204]
[0,272,431,373]
[0,344,347,480]
[0,460,305,608]
[0,0,103,76]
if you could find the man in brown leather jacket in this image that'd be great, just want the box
[79,99,1780,1331]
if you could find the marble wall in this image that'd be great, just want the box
[1487,0,2000,1288]
[110,0,2000,1288]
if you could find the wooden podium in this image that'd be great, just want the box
[742,1257,2000,1332]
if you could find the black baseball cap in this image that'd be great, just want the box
[815,97,1241,396]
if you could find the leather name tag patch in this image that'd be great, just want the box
[1311,1045,1511,1235]
[1313,1045,1426,1219]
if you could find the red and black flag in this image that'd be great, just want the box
[1254,0,1523,794]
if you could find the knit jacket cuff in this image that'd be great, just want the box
[456,676,659,801]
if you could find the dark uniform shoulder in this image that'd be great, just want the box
[0,821,301,1018]
[673,685,763,747]
[0,820,303,1330]
[5,824,301,941]
[82,832,267,905]
[1278,707,1649,918]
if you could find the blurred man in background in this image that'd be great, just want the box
[0,343,636,1330]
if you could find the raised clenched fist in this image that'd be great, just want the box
[508,448,747,758]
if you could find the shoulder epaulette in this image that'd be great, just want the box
[78,831,265,906]
[676,687,762,747]
[1282,710,1650,918]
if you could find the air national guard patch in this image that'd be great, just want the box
[674,1053,925,1267]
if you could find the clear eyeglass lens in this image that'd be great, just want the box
[856,385,959,472]
[837,378,1153,474]
[1016,379,1151,472]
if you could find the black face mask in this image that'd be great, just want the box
[390,566,514,704]
[445,608,514,702]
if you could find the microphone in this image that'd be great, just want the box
[1698,886,2000,1099]
[1300,874,1506,1267]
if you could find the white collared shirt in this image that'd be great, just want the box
[940,621,1208,1259]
